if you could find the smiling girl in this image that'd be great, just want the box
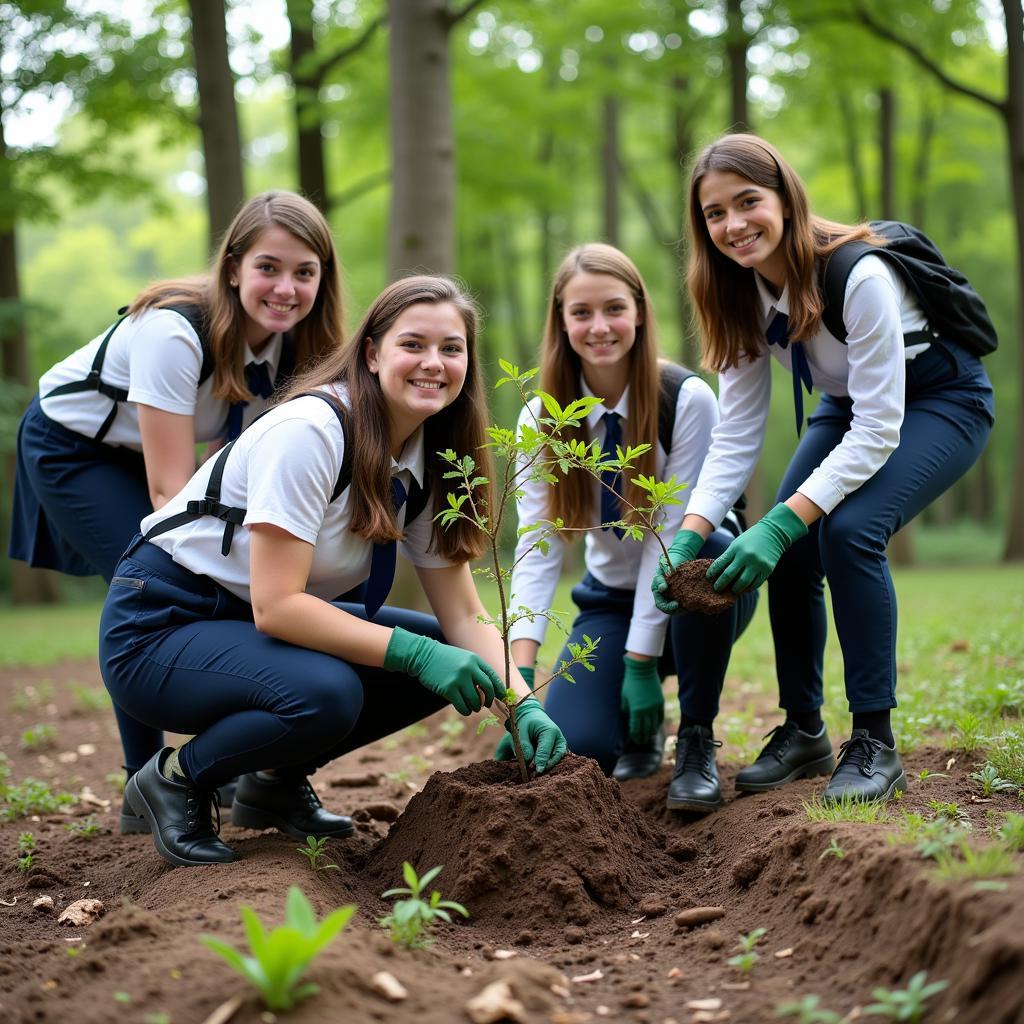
[654,133,994,802]
[506,244,756,813]
[10,191,342,829]
[98,275,566,868]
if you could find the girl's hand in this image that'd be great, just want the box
[620,656,664,743]
[495,697,567,774]
[651,530,706,614]
[707,502,808,594]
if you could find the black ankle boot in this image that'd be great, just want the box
[125,750,236,867]
[823,729,907,803]
[231,773,354,839]
[612,731,665,781]
[121,776,238,835]
[666,725,722,812]
[734,721,835,792]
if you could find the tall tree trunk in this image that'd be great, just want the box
[537,131,556,289]
[287,0,328,211]
[726,0,749,131]
[1002,0,1024,560]
[601,91,620,246]
[0,114,61,604]
[189,0,245,252]
[837,92,869,220]
[670,72,700,368]
[910,100,936,229]
[388,0,454,277]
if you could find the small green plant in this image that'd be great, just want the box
[379,862,468,949]
[69,682,111,713]
[969,763,1019,797]
[951,712,986,753]
[926,799,966,822]
[804,795,890,824]
[113,991,132,1005]
[914,819,969,860]
[144,1014,171,1024]
[438,717,465,749]
[726,927,766,974]
[200,886,355,1011]
[865,971,949,1022]
[66,814,102,839]
[819,838,845,860]
[105,770,127,795]
[16,831,36,873]
[296,836,339,873]
[774,994,841,1023]
[916,769,948,782]
[1,777,75,821]
[933,840,1019,883]
[20,723,57,750]
[986,730,1024,789]
[996,811,1024,851]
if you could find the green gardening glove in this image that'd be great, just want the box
[651,529,706,614]
[494,667,535,760]
[620,656,664,743]
[707,503,808,594]
[384,627,505,716]
[495,696,568,774]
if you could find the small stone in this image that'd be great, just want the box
[565,926,586,945]
[667,967,683,980]
[685,999,722,1011]
[673,906,726,930]
[572,969,604,984]
[596,1007,610,1017]
[491,949,517,960]
[371,971,408,1001]
[58,899,104,926]
[774,947,794,959]
[33,896,54,912]
[466,981,527,1024]
[77,743,96,756]
[638,896,669,918]
[622,992,650,1008]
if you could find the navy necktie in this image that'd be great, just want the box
[766,311,813,437]
[364,476,408,619]
[224,361,275,441]
[599,411,625,540]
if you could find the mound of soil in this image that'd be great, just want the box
[367,754,681,930]
[666,558,737,614]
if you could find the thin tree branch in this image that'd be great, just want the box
[328,169,389,211]
[852,3,1004,114]
[320,13,387,78]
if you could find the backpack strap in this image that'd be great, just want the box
[820,240,878,343]
[657,362,696,455]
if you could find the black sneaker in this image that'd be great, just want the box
[823,729,907,803]
[734,721,835,792]
[612,732,665,781]
[666,725,722,813]
[231,772,355,839]
[125,750,236,867]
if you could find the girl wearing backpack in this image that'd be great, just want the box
[653,134,994,802]
[98,275,566,867]
[506,244,757,813]
[9,191,343,830]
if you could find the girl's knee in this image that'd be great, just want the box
[291,664,363,741]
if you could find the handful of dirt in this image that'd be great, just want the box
[665,558,737,615]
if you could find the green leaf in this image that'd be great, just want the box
[418,865,444,889]
[285,886,316,937]
[402,861,419,891]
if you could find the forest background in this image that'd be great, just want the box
[2,0,1021,606]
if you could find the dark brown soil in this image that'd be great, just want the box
[666,559,738,615]
[2,659,1023,1024]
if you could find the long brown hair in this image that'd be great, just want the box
[281,275,491,562]
[539,243,661,532]
[686,133,883,372]
[128,191,344,401]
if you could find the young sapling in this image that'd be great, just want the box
[379,862,468,949]
[296,835,339,873]
[200,886,355,1011]
[437,361,687,781]
[727,927,766,973]
[773,994,841,1023]
[969,763,1019,797]
[865,971,949,1023]
[16,831,36,873]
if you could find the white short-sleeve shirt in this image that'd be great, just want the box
[140,387,452,603]
[509,370,719,657]
[38,307,284,448]
[687,254,929,524]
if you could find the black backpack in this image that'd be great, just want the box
[820,221,997,357]
[43,304,296,442]
[143,392,430,557]
[657,362,746,537]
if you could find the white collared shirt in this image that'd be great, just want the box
[141,385,451,603]
[687,254,930,523]
[38,307,283,447]
[509,371,719,657]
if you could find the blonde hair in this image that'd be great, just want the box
[129,191,344,400]
[539,243,661,532]
[686,133,882,371]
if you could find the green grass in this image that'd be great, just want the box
[0,599,104,667]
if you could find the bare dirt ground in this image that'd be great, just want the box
[1,658,1021,1024]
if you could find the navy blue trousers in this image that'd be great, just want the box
[769,340,994,714]
[98,538,448,788]
[11,397,164,771]
[543,528,758,774]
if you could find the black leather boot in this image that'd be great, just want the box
[734,721,835,792]
[612,732,665,781]
[666,725,722,812]
[823,729,907,803]
[231,772,354,839]
[124,750,236,867]
[121,775,239,835]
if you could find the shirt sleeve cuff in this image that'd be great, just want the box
[625,622,666,659]
[797,472,844,515]
[684,491,729,531]
[509,614,548,646]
